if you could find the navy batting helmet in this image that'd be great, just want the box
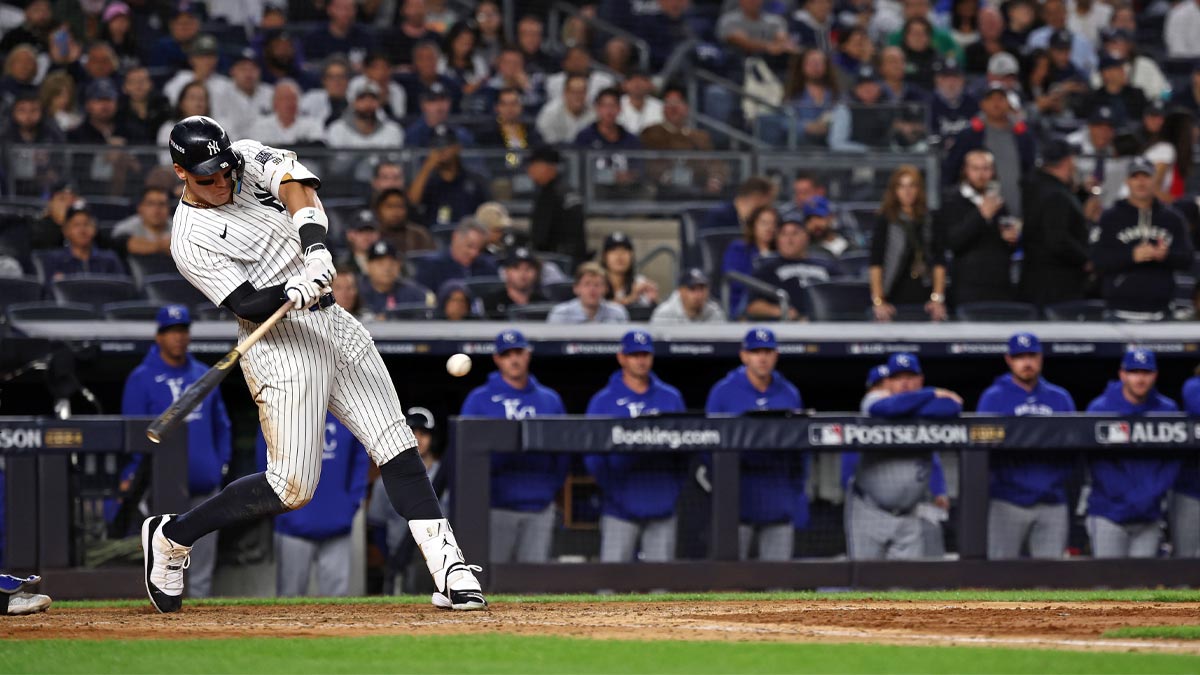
[169,115,242,176]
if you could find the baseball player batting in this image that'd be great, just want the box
[141,115,485,612]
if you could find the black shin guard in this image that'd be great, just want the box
[162,473,286,546]
[379,448,444,520]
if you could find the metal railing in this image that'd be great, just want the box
[547,1,651,73]
[722,270,790,320]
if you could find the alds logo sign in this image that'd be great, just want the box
[1095,421,1189,444]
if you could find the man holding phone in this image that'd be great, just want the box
[1091,157,1195,321]
[936,149,1018,304]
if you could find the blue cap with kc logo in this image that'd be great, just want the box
[495,329,529,354]
[620,330,654,354]
[866,364,890,387]
[743,327,778,350]
[1121,348,1157,372]
[1007,332,1041,355]
[156,304,191,332]
[886,352,921,375]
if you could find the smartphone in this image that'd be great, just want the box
[986,180,1001,197]
[53,28,69,54]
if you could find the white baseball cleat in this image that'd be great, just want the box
[410,518,489,611]
[141,515,191,613]
[431,562,488,611]
[6,592,51,616]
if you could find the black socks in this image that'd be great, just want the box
[379,448,444,521]
[162,473,287,546]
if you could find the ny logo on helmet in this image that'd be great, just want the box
[206,140,220,156]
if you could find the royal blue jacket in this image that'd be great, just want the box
[1175,376,1200,498]
[978,374,1077,506]
[255,414,369,541]
[840,389,957,498]
[583,370,687,521]
[121,345,232,495]
[462,371,570,512]
[706,366,806,525]
[1085,381,1181,523]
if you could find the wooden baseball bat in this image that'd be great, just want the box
[146,302,292,444]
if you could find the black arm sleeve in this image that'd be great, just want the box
[221,281,289,323]
[298,222,326,252]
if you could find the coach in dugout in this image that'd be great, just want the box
[1085,348,1181,558]
[977,332,1077,559]
[1091,157,1195,321]
[1174,368,1200,557]
[461,329,570,563]
[706,328,806,561]
[584,330,687,562]
[121,305,231,597]
[843,353,958,560]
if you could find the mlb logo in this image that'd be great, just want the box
[809,424,843,446]
[1095,422,1131,444]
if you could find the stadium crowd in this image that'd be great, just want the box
[0,0,1198,323]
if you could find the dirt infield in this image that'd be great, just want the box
[4,601,1200,653]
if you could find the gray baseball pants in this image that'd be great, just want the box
[599,514,677,562]
[987,499,1068,559]
[490,505,556,563]
[1087,515,1161,558]
[274,532,352,597]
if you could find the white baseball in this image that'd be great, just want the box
[446,353,472,377]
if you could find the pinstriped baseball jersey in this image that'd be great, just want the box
[171,139,309,307]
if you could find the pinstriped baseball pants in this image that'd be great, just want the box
[239,304,416,509]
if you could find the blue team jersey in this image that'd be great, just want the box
[1174,376,1200,498]
[977,374,1077,506]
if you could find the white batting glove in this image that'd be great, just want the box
[304,244,336,290]
[285,275,322,310]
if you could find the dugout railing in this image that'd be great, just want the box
[450,414,1200,593]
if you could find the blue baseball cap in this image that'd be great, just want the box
[156,304,191,332]
[886,352,921,375]
[494,329,529,353]
[620,330,654,354]
[1007,332,1041,355]
[866,364,890,387]
[743,327,778,351]
[802,195,831,220]
[1121,348,1157,372]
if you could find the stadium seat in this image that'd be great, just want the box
[430,224,456,249]
[51,275,138,307]
[803,281,871,321]
[0,277,43,304]
[7,301,99,322]
[143,274,208,306]
[627,305,654,322]
[382,303,435,320]
[1043,300,1107,322]
[543,280,576,303]
[508,303,556,321]
[29,250,52,283]
[835,251,871,280]
[464,276,506,300]
[103,300,165,320]
[698,227,742,293]
[405,250,441,283]
[535,251,576,276]
[955,302,1040,322]
[126,255,178,289]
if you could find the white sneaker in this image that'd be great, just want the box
[410,519,488,611]
[6,592,51,615]
[141,515,191,613]
[430,562,488,611]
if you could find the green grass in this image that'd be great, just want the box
[1104,626,1200,640]
[2,635,1198,675]
[55,588,1200,609]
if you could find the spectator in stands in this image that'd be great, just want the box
[1091,158,1195,321]
[985,51,1022,94]
[1018,139,1090,308]
[406,84,474,147]
[1174,65,1200,118]
[222,50,275,141]
[1085,349,1181,558]
[477,202,530,260]
[248,80,324,146]
[336,211,381,277]
[327,80,405,183]
[354,53,408,122]
[2,92,64,194]
[536,74,595,145]
[777,48,838,146]
[398,41,461,117]
[414,218,496,292]
[963,6,1010,76]
[474,0,503,65]
[717,0,798,74]
[1142,107,1194,204]
[424,0,459,32]
[574,88,642,189]
[938,149,1015,304]
[545,47,618,106]
[1067,0,1111,44]
[789,172,824,213]
[1069,105,1126,208]
[1079,54,1146,129]
[584,330,687,563]
[547,262,630,323]
[156,80,210,164]
[704,175,775,231]
[43,201,125,282]
[890,102,931,152]
[255,411,368,597]
[898,18,941,91]
[944,83,1035,214]
[1095,28,1168,103]
[262,30,317,90]
[116,67,170,145]
[878,46,927,102]
[483,247,547,318]
[650,268,726,323]
[979,332,1077,560]
[706,328,805,561]
[0,0,53,55]
[306,0,374,65]
[721,204,778,315]
[300,58,351,128]
[73,36,122,94]
[929,57,977,142]
[802,196,853,260]
[1175,369,1200,558]
[122,305,231,597]
[112,187,171,258]
[790,0,834,51]
[745,214,838,320]
[163,35,230,107]
[600,232,659,310]
[869,165,946,322]
[372,161,407,196]
[516,15,556,75]
[528,146,587,263]
[440,21,488,98]
[832,27,875,92]
[333,265,364,317]
[29,181,76,250]
[435,279,479,320]
[1027,0,1096,74]
[461,329,569,563]
[631,0,697,72]
[149,6,202,71]
[408,126,489,227]
[99,3,138,69]
[372,188,435,255]
[640,86,728,196]
[949,0,980,49]
[481,48,544,115]
[829,66,894,152]
[881,0,963,59]
[477,86,543,149]
[71,79,141,192]
[0,44,39,108]
[616,71,663,135]
[386,0,437,64]
[360,241,434,317]
[1165,0,1200,58]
